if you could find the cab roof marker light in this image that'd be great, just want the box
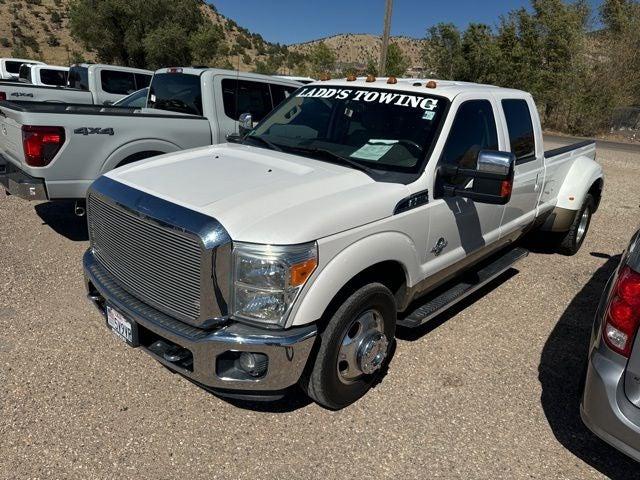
[346,74,357,81]
[387,76,398,84]
[366,74,376,83]
[426,80,437,89]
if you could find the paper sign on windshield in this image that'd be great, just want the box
[351,140,398,161]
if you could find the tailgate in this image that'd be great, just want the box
[0,104,26,167]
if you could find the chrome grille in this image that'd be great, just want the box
[88,194,202,321]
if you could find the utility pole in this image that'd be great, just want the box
[379,0,393,76]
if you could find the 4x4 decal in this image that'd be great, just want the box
[74,127,114,136]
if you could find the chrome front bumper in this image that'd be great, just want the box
[0,157,47,200]
[83,249,317,393]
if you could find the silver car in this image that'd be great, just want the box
[582,227,640,462]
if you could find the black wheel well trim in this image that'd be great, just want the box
[588,178,603,212]
[116,150,165,168]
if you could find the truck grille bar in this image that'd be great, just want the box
[88,194,203,322]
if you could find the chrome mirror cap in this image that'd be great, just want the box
[477,150,515,177]
[239,112,253,131]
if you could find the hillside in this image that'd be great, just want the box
[290,34,426,70]
[0,0,425,73]
[0,0,94,66]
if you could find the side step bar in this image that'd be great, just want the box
[397,247,529,329]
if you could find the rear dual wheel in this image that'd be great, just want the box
[301,283,396,410]
[557,194,595,256]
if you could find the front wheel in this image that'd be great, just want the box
[301,283,396,410]
[557,194,595,256]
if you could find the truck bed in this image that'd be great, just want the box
[0,100,204,118]
[0,81,93,104]
[0,100,212,199]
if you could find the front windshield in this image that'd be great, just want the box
[250,85,448,174]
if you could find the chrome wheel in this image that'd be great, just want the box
[576,207,591,243]
[337,309,389,384]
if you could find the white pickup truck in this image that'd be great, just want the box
[83,77,604,409]
[18,64,68,87]
[0,64,152,105]
[0,68,300,204]
[0,58,45,80]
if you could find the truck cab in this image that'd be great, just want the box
[18,64,69,87]
[0,58,45,81]
[66,63,153,105]
[83,77,603,409]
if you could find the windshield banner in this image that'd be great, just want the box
[296,87,439,111]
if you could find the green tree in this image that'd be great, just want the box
[385,43,409,76]
[253,54,283,75]
[11,43,28,58]
[460,23,499,83]
[422,23,465,79]
[189,23,226,66]
[365,57,378,75]
[599,0,640,106]
[308,42,336,77]
[69,0,204,68]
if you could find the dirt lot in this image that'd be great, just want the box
[1,139,639,479]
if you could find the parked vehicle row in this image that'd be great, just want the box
[0,63,153,105]
[18,64,69,87]
[0,67,300,202]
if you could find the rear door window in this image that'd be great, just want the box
[101,70,136,95]
[147,72,203,116]
[39,69,67,86]
[270,84,298,108]
[222,79,273,122]
[18,64,31,82]
[502,99,536,163]
[135,73,152,89]
[67,66,89,90]
[6,61,25,74]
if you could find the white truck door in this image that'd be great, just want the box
[497,96,544,235]
[423,96,507,278]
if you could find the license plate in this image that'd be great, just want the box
[106,305,138,347]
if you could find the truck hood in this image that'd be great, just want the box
[105,143,410,244]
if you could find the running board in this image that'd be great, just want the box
[397,247,529,329]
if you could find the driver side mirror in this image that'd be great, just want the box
[438,150,516,205]
[239,112,253,136]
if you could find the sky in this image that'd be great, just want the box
[211,0,603,45]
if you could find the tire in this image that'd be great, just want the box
[301,283,396,410]
[557,194,595,256]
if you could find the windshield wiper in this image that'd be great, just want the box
[284,146,376,176]
[243,134,283,152]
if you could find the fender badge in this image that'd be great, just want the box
[431,237,448,256]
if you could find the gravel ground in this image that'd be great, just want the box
[1,138,639,479]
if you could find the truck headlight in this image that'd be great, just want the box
[232,242,318,326]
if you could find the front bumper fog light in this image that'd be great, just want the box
[239,352,268,377]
